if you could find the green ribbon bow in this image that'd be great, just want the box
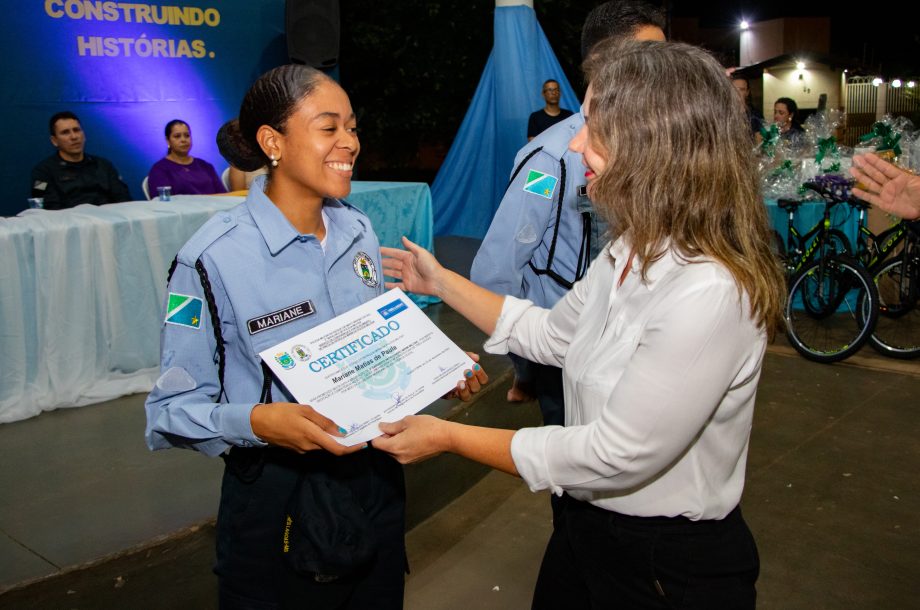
[771,159,794,178]
[860,122,902,156]
[760,123,780,157]
[815,136,837,165]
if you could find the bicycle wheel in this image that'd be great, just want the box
[864,258,920,358]
[785,255,879,363]
[798,229,853,318]
[824,229,853,257]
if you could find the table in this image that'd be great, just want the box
[0,182,434,423]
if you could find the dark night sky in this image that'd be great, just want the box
[668,1,920,77]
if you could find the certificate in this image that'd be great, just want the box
[259,288,474,446]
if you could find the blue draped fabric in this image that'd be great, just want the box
[431,5,580,239]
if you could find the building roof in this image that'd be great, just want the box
[733,52,869,78]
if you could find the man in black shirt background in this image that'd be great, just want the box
[526,79,574,141]
[31,111,131,209]
[731,75,764,137]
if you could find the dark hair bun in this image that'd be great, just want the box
[216,118,265,172]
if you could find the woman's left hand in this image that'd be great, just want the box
[372,415,452,464]
[443,352,489,401]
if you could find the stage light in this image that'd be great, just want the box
[892,79,902,88]
[908,81,916,88]
[872,77,883,87]
[796,61,805,70]
[740,20,749,30]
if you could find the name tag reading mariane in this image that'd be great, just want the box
[248,300,315,334]
[259,288,474,446]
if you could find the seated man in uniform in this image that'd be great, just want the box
[526,79,574,142]
[31,111,131,209]
[471,0,666,424]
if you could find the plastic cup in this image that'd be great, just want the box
[157,186,172,201]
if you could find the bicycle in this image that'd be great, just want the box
[844,199,920,358]
[774,180,879,363]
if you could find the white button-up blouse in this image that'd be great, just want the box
[487,238,767,521]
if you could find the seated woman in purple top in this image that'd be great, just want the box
[147,119,227,196]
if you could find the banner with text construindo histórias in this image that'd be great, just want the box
[1,0,288,215]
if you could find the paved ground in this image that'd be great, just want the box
[1,343,917,609]
[2,235,918,607]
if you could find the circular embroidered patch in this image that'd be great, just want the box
[353,251,379,287]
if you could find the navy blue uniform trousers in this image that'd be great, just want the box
[216,446,406,610]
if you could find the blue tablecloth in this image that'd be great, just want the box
[0,182,434,423]
[765,198,860,252]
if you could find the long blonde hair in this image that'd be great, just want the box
[583,40,785,333]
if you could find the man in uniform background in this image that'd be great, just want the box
[31,111,131,209]
[471,0,667,424]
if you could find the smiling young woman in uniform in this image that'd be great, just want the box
[145,65,486,609]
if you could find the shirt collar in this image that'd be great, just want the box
[608,236,687,289]
[57,153,92,166]
[246,175,366,256]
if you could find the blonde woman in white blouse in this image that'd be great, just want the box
[375,40,785,609]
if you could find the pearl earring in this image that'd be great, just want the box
[270,154,279,168]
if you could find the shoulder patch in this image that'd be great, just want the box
[523,170,558,199]
[165,293,203,329]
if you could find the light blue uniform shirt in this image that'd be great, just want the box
[145,177,384,457]
[471,113,607,308]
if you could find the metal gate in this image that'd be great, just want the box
[844,77,920,146]
[843,78,877,147]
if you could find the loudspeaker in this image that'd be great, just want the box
[285,0,340,68]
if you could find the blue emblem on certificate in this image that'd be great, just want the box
[378,299,408,319]
[355,342,411,401]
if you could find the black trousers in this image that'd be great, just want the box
[532,495,759,609]
[215,446,406,610]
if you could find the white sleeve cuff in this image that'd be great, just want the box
[511,427,565,496]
